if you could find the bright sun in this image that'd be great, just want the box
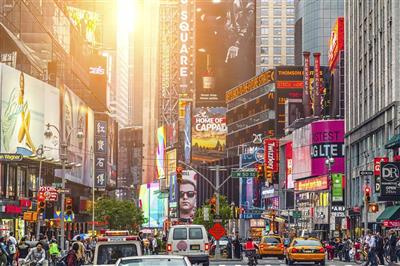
[117,0,136,33]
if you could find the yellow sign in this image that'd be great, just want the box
[23,212,38,221]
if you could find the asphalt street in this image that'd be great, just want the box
[208,258,361,266]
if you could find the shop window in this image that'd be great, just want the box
[17,167,27,198]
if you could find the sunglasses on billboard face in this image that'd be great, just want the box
[180,191,196,198]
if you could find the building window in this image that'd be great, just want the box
[274,18,281,26]
[286,47,294,55]
[261,47,268,54]
[261,56,269,64]
[261,27,268,35]
[287,18,295,25]
[287,57,295,65]
[261,18,268,25]
[273,8,282,16]
[261,37,268,45]
[261,8,268,16]
[273,28,281,35]
[273,56,281,64]
[286,0,294,4]
[261,67,269,72]
[287,28,294,35]
[287,8,294,15]
[274,0,282,4]
[273,37,281,45]
[286,37,294,45]
[274,47,281,55]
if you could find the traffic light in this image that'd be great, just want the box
[65,197,73,216]
[209,196,216,215]
[364,186,371,203]
[256,164,265,181]
[176,166,183,184]
[37,195,45,214]
[369,203,379,213]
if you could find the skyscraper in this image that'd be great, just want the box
[294,0,344,65]
[257,0,295,74]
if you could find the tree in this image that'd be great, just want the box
[94,198,144,232]
[193,195,233,230]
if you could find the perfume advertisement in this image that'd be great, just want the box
[195,0,256,106]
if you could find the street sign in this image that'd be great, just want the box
[0,153,23,162]
[231,168,257,178]
[52,183,62,188]
[209,223,226,241]
[292,211,301,219]
[57,188,71,194]
[203,207,209,221]
[359,170,374,176]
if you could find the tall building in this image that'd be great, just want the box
[257,0,295,74]
[294,0,344,65]
[345,0,400,236]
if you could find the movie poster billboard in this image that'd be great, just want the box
[62,86,94,187]
[196,0,256,105]
[192,107,227,163]
[310,120,344,176]
[179,170,197,220]
[0,64,60,159]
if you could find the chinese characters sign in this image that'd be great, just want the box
[94,119,107,188]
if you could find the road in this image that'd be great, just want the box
[209,258,359,266]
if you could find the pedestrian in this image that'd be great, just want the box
[75,236,85,266]
[148,236,153,255]
[389,230,397,263]
[396,237,400,262]
[138,232,144,255]
[232,231,241,259]
[49,239,60,266]
[151,237,158,255]
[365,232,378,266]
[66,243,79,266]
[7,234,17,266]
[16,237,30,260]
[0,249,7,266]
[376,232,385,265]
[25,242,46,266]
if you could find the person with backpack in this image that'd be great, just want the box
[16,237,30,264]
[66,243,79,266]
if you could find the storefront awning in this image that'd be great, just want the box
[377,205,400,222]
[385,134,400,149]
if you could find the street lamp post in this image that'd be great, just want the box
[44,123,84,251]
[325,157,335,239]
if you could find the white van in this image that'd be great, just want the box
[167,224,210,266]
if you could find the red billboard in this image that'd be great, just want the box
[285,142,294,189]
[374,157,389,176]
[264,139,279,173]
[328,17,344,71]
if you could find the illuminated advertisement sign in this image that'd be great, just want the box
[197,0,256,105]
[313,53,322,116]
[292,123,312,180]
[184,103,192,164]
[303,52,311,117]
[374,157,388,193]
[139,182,166,228]
[311,120,344,176]
[328,17,344,71]
[285,142,294,189]
[94,117,107,188]
[295,176,328,191]
[179,0,194,95]
[264,139,279,173]
[166,149,177,186]
[87,54,107,111]
[67,6,99,45]
[180,170,197,220]
[157,126,166,179]
[192,107,227,163]
[332,173,344,203]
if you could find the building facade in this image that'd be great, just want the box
[294,0,344,65]
[345,0,400,237]
[257,0,295,73]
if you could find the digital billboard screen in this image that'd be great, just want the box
[196,0,256,106]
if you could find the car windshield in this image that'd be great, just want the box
[97,244,138,265]
[263,237,281,244]
[293,240,322,247]
[119,258,186,266]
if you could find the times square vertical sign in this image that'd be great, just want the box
[179,0,194,96]
[94,119,108,188]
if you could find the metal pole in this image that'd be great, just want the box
[215,165,220,259]
[92,161,95,235]
[36,159,43,240]
[60,143,66,251]
[364,178,369,236]
[328,168,332,239]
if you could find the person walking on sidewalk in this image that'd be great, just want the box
[389,230,397,263]
[376,232,385,265]
[365,232,378,266]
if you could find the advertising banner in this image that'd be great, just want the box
[241,146,265,165]
[332,173,344,203]
[374,157,388,193]
[192,107,227,163]
[184,103,192,164]
[311,120,344,176]
[275,66,304,99]
[285,142,294,189]
[303,52,311,117]
[166,149,177,187]
[179,170,197,220]
[87,54,107,110]
[0,64,60,159]
[264,139,279,172]
[295,176,329,191]
[328,17,344,71]
[380,162,400,196]
[157,126,166,179]
[94,118,107,188]
[313,53,322,117]
[292,123,312,179]
[139,182,166,228]
[196,0,255,105]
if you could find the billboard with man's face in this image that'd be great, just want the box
[179,170,197,220]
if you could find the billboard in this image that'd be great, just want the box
[328,17,344,71]
[180,170,197,220]
[192,107,227,163]
[62,86,94,187]
[285,142,294,189]
[310,120,344,176]
[332,173,344,203]
[295,176,329,191]
[87,54,107,111]
[264,139,279,173]
[94,117,107,188]
[166,149,177,186]
[184,103,192,164]
[0,64,60,159]
[156,126,166,179]
[292,123,312,179]
[196,0,256,105]
[139,182,166,228]
[380,162,400,197]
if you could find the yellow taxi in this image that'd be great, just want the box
[285,237,325,265]
[258,235,285,259]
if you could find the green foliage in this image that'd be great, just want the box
[94,198,144,233]
[193,195,233,230]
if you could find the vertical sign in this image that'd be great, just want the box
[179,0,192,95]
[313,53,321,117]
[94,119,107,188]
[303,52,311,117]
[374,157,389,193]
[285,142,294,189]
[264,139,279,172]
[332,173,344,203]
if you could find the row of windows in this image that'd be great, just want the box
[260,17,295,26]
[260,56,294,65]
[260,8,294,16]
[260,36,294,45]
[260,26,294,35]
[260,0,294,4]
[260,47,294,55]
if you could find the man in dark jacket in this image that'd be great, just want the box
[376,232,385,265]
[67,243,79,266]
[389,230,397,263]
